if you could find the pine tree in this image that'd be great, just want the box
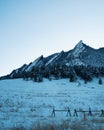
[69,67,77,82]
[98,78,103,85]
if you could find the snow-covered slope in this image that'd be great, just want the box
[0,78,104,129]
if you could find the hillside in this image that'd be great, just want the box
[0,78,104,129]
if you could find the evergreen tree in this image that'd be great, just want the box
[98,78,103,85]
[69,67,77,82]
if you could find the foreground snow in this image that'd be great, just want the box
[0,78,104,129]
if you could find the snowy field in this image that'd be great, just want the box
[0,78,104,129]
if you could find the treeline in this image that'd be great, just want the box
[21,65,104,83]
[2,65,103,83]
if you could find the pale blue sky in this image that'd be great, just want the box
[0,0,104,76]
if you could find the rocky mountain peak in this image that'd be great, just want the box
[25,55,44,72]
[72,40,85,57]
[76,40,83,46]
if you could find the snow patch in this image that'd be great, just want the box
[73,40,85,57]
[46,51,64,66]
[66,59,85,66]
[26,55,43,71]
[45,53,60,66]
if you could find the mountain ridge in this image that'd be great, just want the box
[1,40,104,81]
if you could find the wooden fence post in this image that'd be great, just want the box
[100,109,104,117]
[66,107,71,117]
[73,109,78,117]
[88,107,92,116]
[83,111,86,120]
[51,108,55,117]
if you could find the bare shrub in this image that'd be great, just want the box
[30,122,41,130]
[11,126,25,130]
[30,122,55,130]
[0,103,2,108]
[70,121,87,130]
[10,119,104,130]
[91,118,104,124]
[59,120,69,130]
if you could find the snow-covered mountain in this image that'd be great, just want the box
[1,40,104,80]
[67,40,104,66]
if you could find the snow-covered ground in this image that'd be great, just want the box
[0,78,104,129]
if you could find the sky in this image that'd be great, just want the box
[0,0,104,76]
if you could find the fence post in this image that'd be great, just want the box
[83,111,86,120]
[100,109,104,117]
[73,109,78,117]
[66,107,71,117]
[88,107,92,116]
[51,108,55,117]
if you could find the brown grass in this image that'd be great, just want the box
[11,118,104,130]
